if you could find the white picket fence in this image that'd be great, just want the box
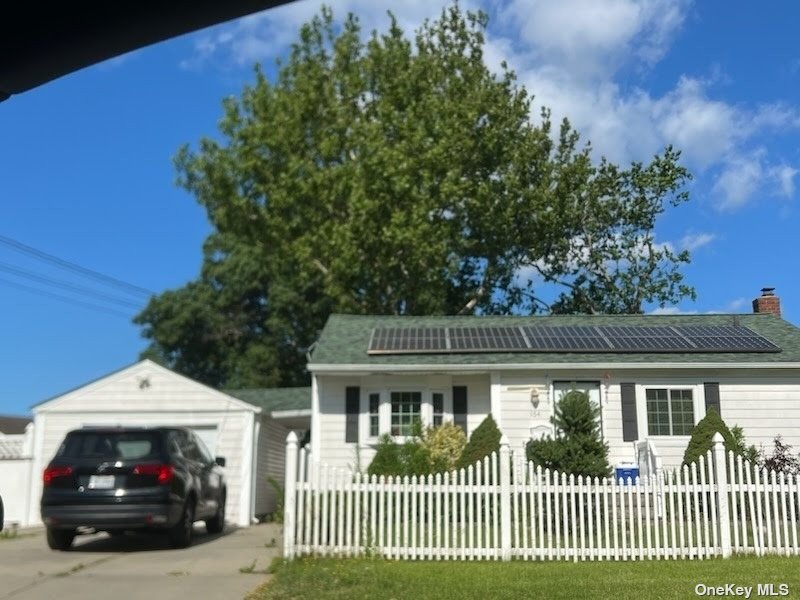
[282,432,800,561]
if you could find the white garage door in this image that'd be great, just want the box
[190,426,219,457]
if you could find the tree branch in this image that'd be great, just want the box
[312,258,330,276]
[458,285,485,315]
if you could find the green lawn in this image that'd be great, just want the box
[249,555,800,600]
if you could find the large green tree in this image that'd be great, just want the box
[135,5,694,388]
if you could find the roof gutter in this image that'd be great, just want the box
[308,362,800,373]
[270,409,312,419]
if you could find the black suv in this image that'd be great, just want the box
[41,427,226,550]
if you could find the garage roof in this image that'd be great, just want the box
[0,415,31,434]
[226,387,311,413]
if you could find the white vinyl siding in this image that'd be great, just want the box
[717,375,800,448]
[316,378,362,470]
[314,368,800,473]
[255,416,289,517]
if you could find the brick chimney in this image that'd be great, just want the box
[752,287,781,317]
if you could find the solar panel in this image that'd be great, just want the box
[368,327,447,353]
[598,326,696,351]
[678,325,781,352]
[366,324,781,354]
[524,326,611,351]
[449,326,528,351]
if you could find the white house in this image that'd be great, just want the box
[17,360,310,529]
[306,289,800,473]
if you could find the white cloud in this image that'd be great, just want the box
[713,154,765,211]
[486,0,800,210]
[649,306,697,315]
[651,77,739,169]
[719,297,748,312]
[181,0,471,69]
[771,165,798,198]
[650,296,749,315]
[678,232,716,252]
[497,0,688,80]
[713,152,798,211]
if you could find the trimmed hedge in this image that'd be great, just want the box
[456,414,501,470]
[366,434,435,478]
[367,434,405,477]
[681,408,737,467]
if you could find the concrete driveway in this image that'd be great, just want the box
[0,523,281,600]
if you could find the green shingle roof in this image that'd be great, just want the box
[309,313,800,367]
[225,387,311,412]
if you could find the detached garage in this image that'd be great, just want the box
[25,360,310,528]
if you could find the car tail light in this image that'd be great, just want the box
[132,464,174,485]
[43,465,73,486]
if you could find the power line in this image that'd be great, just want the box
[0,233,156,297]
[0,277,133,318]
[0,261,143,309]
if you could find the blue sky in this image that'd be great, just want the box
[1,0,798,417]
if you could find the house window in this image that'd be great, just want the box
[646,388,694,436]
[432,392,444,427]
[368,393,380,437]
[391,391,421,436]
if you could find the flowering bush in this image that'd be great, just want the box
[424,422,467,472]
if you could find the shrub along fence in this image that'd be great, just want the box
[282,432,800,561]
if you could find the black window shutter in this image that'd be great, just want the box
[345,387,360,443]
[704,382,721,416]
[452,386,468,432]
[620,383,638,442]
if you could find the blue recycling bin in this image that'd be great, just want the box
[614,463,639,484]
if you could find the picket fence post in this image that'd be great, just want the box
[499,435,512,561]
[284,431,299,560]
[712,432,732,558]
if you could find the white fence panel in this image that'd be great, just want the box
[284,432,800,562]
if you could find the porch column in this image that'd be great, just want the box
[490,371,502,429]
[311,374,321,459]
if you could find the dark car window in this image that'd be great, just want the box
[194,433,215,464]
[167,431,183,457]
[178,431,202,462]
[57,431,161,460]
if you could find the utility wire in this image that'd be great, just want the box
[0,261,143,309]
[0,233,156,297]
[0,277,132,318]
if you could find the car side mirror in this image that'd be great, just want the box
[215,456,226,467]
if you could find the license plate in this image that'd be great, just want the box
[88,475,115,489]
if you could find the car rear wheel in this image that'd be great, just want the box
[46,527,75,551]
[168,499,195,548]
[205,492,225,534]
